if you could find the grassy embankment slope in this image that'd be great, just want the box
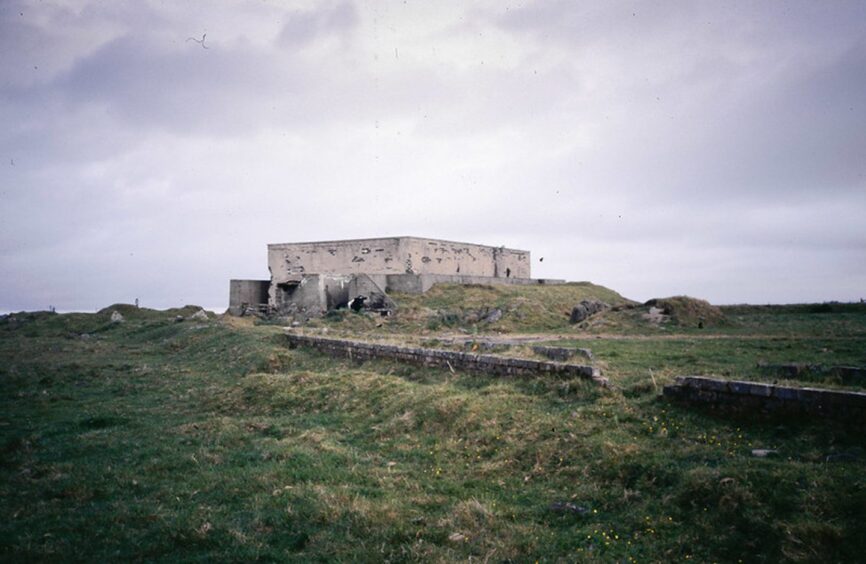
[317,283,866,391]
[1,289,865,562]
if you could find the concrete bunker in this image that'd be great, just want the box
[229,236,563,317]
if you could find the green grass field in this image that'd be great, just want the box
[2,288,865,562]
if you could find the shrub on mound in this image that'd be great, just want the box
[644,296,725,327]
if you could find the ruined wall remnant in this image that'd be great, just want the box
[348,274,396,312]
[663,376,866,422]
[532,346,593,362]
[756,363,866,385]
[272,274,357,317]
[228,279,270,315]
[284,333,608,386]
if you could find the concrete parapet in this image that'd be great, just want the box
[663,376,866,422]
[385,274,566,294]
[269,237,531,283]
[283,332,607,386]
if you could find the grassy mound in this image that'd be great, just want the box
[645,296,725,327]
[97,303,210,320]
[384,282,634,333]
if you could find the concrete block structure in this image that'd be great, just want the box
[268,236,530,282]
[227,279,270,315]
[229,236,561,316]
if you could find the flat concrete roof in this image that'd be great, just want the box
[267,236,529,254]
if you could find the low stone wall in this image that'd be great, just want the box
[757,363,866,385]
[531,345,593,362]
[284,333,607,386]
[663,376,866,422]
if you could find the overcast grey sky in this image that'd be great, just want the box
[1,0,864,311]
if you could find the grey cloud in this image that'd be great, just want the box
[0,0,166,87]
[277,0,358,47]
[463,43,866,212]
[55,35,307,134]
[13,26,447,142]
[2,1,865,311]
[487,0,866,203]
[638,43,866,204]
[495,1,866,52]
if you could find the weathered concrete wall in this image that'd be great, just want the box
[284,333,608,385]
[268,237,531,286]
[272,275,325,316]
[269,237,403,282]
[399,237,530,278]
[228,280,270,315]
[384,273,425,294]
[385,274,565,294]
[270,273,393,316]
[663,376,866,422]
[347,274,394,311]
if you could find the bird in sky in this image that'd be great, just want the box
[186,33,208,49]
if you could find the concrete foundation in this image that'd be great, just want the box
[664,376,866,422]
